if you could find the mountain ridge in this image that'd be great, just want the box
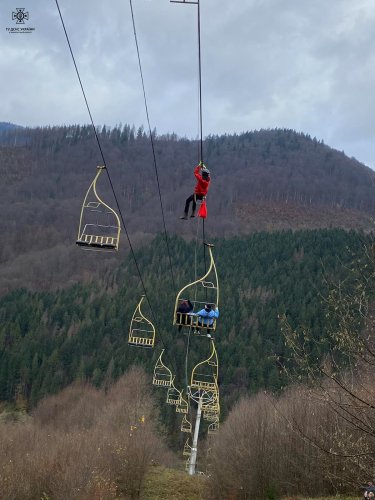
[0,125,374,293]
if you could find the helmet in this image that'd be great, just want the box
[201,168,210,177]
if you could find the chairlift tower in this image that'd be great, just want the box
[186,339,219,475]
[188,384,217,475]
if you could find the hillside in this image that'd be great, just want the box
[0,125,374,293]
[0,230,370,411]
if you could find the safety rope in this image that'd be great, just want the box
[55,0,177,373]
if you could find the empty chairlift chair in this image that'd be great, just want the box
[181,414,192,433]
[128,295,155,348]
[190,340,219,394]
[183,437,192,457]
[176,394,189,414]
[208,420,219,435]
[203,409,220,422]
[173,243,219,334]
[166,377,182,406]
[152,350,173,387]
[76,166,121,251]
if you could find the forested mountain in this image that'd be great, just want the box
[0,230,370,413]
[1,125,374,497]
[0,124,374,294]
[0,122,21,132]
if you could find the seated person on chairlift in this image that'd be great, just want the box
[176,299,193,331]
[194,304,219,334]
[180,161,211,219]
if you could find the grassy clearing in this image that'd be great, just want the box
[140,469,359,500]
[140,466,207,500]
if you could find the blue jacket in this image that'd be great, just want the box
[196,307,219,326]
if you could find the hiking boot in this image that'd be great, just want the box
[190,212,195,218]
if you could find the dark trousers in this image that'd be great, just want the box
[184,193,204,215]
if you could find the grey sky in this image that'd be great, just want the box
[1,0,375,167]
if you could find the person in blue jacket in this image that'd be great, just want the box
[194,304,219,336]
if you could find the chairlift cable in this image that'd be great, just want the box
[195,0,208,284]
[195,2,209,302]
[55,0,176,372]
[54,0,106,169]
[128,0,177,292]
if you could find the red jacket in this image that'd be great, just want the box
[194,165,210,195]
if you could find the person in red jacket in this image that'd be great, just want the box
[180,162,211,219]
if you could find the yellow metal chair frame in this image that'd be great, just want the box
[76,166,121,251]
[202,397,220,414]
[181,414,192,433]
[183,437,192,457]
[128,295,155,348]
[203,410,220,422]
[173,244,219,332]
[166,377,182,406]
[176,393,189,414]
[152,350,172,387]
[190,340,218,392]
[208,420,219,435]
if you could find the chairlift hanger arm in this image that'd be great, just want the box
[131,295,154,329]
[166,377,182,405]
[190,341,218,392]
[128,295,156,348]
[91,168,121,227]
[153,349,173,386]
[77,166,103,241]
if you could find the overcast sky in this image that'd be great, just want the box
[1,0,375,167]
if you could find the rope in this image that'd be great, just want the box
[196,0,208,284]
[197,0,204,163]
[128,0,177,292]
[55,0,176,373]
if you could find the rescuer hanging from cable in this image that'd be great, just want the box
[180,161,211,219]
